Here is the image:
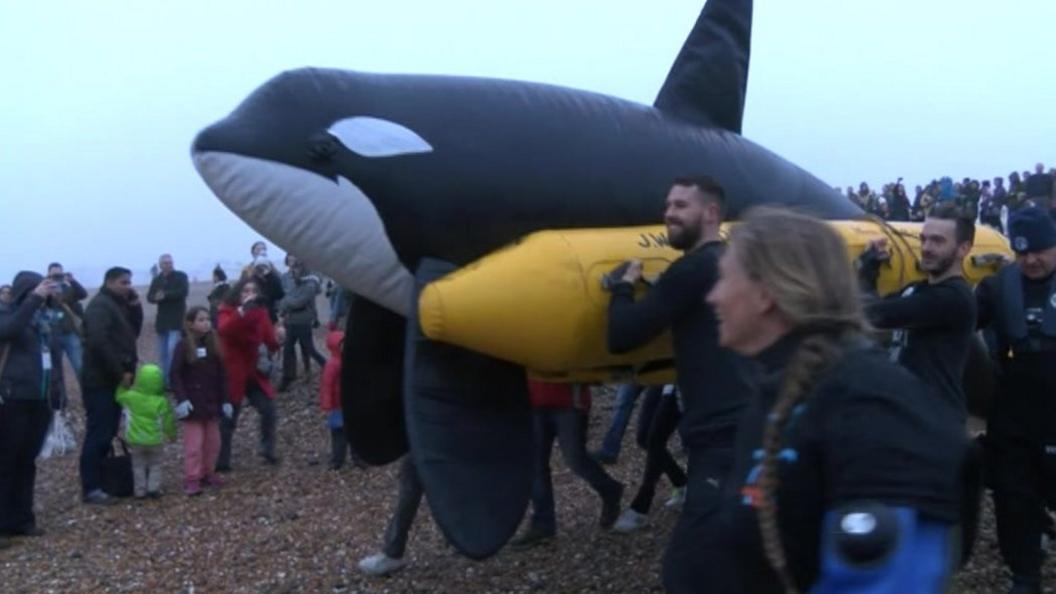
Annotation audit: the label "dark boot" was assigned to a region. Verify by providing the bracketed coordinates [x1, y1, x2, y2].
[1008, 576, 1042, 594]
[330, 429, 347, 470]
[600, 483, 624, 529]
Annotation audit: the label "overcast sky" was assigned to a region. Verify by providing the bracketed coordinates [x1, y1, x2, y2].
[1, 0, 1053, 286]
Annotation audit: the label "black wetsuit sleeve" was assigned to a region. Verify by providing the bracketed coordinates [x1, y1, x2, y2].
[864, 283, 974, 330]
[975, 277, 997, 330]
[607, 260, 707, 354]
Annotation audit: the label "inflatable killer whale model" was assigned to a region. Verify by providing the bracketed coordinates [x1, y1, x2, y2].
[193, 0, 987, 559]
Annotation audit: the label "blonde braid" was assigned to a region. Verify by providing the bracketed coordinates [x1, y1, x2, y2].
[755, 332, 846, 594]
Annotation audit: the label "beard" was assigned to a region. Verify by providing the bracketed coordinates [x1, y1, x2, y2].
[921, 250, 958, 277]
[667, 222, 702, 251]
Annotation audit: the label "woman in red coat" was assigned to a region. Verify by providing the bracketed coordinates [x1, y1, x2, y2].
[215, 277, 284, 471]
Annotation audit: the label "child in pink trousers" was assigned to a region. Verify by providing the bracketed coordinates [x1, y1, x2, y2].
[171, 306, 233, 495]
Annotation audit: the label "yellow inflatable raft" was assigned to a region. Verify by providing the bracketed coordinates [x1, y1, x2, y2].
[417, 220, 1011, 384]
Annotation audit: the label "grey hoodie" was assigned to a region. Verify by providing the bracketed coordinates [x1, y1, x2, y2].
[280, 273, 321, 326]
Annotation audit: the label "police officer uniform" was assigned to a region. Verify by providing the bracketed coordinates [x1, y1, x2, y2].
[977, 207, 1056, 594]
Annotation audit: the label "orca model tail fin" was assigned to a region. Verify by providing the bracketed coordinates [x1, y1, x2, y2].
[654, 0, 752, 133]
[404, 259, 533, 559]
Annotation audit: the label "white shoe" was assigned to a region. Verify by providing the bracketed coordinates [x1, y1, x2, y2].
[358, 552, 407, 576]
[665, 486, 687, 509]
[613, 509, 648, 533]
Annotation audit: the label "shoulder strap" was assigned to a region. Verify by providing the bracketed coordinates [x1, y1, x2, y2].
[58, 301, 80, 320]
[1043, 274, 1056, 338]
[999, 265, 1028, 342]
[0, 343, 10, 379]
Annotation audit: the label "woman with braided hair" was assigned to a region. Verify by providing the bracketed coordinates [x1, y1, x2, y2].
[680, 207, 969, 593]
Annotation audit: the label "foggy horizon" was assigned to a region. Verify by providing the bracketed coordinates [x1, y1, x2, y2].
[2, 0, 1053, 286]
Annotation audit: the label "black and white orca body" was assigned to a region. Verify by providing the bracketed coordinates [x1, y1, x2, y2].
[192, 0, 861, 559]
[193, 70, 853, 311]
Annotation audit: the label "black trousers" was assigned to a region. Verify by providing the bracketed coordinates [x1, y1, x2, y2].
[217, 380, 277, 469]
[630, 387, 686, 514]
[79, 385, 122, 495]
[382, 455, 424, 559]
[990, 427, 1056, 580]
[662, 429, 737, 594]
[281, 323, 326, 381]
[528, 407, 622, 533]
[0, 399, 51, 533]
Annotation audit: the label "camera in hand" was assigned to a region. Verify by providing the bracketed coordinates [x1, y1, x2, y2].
[49, 274, 69, 294]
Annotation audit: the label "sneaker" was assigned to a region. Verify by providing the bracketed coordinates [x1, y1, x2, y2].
[358, 552, 407, 576]
[509, 525, 555, 550]
[599, 484, 624, 529]
[590, 450, 617, 466]
[202, 474, 224, 488]
[665, 486, 687, 509]
[260, 452, 280, 465]
[184, 481, 202, 496]
[613, 509, 648, 533]
[82, 489, 116, 506]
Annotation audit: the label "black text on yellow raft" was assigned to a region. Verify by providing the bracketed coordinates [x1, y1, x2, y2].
[417, 220, 1011, 384]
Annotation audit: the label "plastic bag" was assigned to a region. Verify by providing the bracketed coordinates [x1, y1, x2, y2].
[38, 410, 77, 459]
[256, 343, 276, 378]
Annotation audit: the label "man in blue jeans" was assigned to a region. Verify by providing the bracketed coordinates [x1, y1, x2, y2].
[591, 382, 642, 464]
[80, 267, 142, 504]
[45, 263, 87, 385]
[146, 254, 188, 390]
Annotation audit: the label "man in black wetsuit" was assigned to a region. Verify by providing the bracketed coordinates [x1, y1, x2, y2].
[604, 175, 751, 587]
[857, 202, 977, 414]
[977, 207, 1056, 594]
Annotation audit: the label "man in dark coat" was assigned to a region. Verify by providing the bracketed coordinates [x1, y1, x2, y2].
[977, 208, 1056, 594]
[80, 267, 142, 504]
[146, 254, 188, 390]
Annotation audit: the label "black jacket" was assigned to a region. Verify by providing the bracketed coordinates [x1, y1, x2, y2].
[147, 271, 189, 333]
[862, 276, 976, 414]
[82, 288, 143, 389]
[608, 242, 750, 444]
[54, 278, 87, 335]
[0, 272, 48, 402]
[255, 271, 285, 323]
[691, 332, 965, 593]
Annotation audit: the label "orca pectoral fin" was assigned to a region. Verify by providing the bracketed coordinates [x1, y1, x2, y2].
[341, 294, 408, 465]
[405, 258, 533, 560]
[654, 0, 752, 133]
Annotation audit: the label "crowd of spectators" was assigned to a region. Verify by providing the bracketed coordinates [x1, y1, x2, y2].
[842, 162, 1055, 232]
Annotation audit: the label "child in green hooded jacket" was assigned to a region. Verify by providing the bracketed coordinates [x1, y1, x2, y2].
[115, 364, 176, 498]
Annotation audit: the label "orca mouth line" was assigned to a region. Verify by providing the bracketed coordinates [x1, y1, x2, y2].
[192, 150, 415, 317]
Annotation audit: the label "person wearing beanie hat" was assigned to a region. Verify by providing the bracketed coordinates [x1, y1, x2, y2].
[977, 206, 1056, 594]
[241, 255, 284, 323]
[0, 271, 62, 546]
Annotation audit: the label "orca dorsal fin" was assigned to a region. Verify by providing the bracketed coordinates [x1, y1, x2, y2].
[653, 0, 753, 133]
